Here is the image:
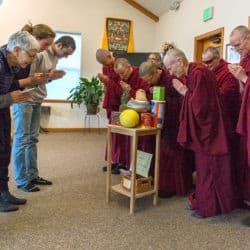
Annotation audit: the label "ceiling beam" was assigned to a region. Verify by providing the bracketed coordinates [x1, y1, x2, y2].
[123, 0, 159, 22]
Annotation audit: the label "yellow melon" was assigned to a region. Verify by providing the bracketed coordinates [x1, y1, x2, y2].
[120, 109, 140, 128]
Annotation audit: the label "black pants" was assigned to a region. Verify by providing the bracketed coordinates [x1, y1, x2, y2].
[0, 108, 10, 191]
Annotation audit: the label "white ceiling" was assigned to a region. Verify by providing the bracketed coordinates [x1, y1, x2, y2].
[133, 0, 183, 17]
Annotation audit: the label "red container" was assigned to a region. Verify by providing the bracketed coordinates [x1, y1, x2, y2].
[140, 112, 152, 128]
[111, 111, 121, 125]
[150, 100, 165, 128]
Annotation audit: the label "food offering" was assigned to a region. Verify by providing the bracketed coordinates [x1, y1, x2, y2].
[126, 89, 150, 113]
[119, 109, 140, 128]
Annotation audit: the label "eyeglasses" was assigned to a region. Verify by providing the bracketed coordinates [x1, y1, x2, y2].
[24, 50, 37, 60]
[202, 58, 214, 65]
[231, 35, 249, 50]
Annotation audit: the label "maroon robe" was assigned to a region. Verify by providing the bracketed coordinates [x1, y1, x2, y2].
[155, 69, 193, 196]
[102, 62, 120, 121]
[213, 59, 240, 133]
[178, 63, 236, 217]
[111, 67, 150, 168]
[102, 62, 122, 165]
[237, 54, 250, 201]
[213, 59, 241, 203]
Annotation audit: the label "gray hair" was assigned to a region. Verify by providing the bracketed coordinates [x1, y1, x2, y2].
[7, 30, 39, 52]
[164, 48, 188, 65]
[202, 47, 220, 59]
[139, 61, 157, 77]
[230, 25, 250, 39]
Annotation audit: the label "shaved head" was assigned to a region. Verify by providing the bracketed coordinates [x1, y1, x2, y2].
[96, 48, 113, 65]
[230, 25, 250, 40]
[230, 25, 250, 56]
[114, 58, 131, 71]
[139, 61, 157, 77]
[114, 58, 132, 80]
[202, 47, 220, 70]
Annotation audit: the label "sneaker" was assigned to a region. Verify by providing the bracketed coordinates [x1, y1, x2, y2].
[31, 176, 52, 185]
[1, 190, 26, 205]
[18, 183, 40, 192]
[0, 200, 19, 212]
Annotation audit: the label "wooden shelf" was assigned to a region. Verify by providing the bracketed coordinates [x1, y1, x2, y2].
[106, 125, 161, 214]
[111, 184, 155, 198]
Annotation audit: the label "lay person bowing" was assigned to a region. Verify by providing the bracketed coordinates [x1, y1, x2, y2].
[12, 35, 75, 192]
[0, 30, 44, 212]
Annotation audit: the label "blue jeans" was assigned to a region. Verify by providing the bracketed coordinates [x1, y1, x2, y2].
[12, 103, 41, 187]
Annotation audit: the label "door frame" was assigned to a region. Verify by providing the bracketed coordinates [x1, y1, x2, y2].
[194, 27, 224, 63]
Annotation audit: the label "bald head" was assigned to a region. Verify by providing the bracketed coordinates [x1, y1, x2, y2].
[96, 48, 113, 66]
[230, 25, 250, 40]
[230, 25, 250, 56]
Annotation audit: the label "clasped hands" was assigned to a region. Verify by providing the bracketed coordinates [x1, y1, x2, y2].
[172, 79, 188, 96]
[97, 73, 109, 85]
[31, 69, 66, 85]
[120, 80, 131, 91]
[228, 64, 248, 83]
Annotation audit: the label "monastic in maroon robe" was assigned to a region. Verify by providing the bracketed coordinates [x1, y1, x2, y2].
[213, 59, 241, 204]
[178, 63, 236, 217]
[111, 67, 150, 168]
[213, 59, 240, 133]
[102, 63, 120, 121]
[155, 69, 193, 196]
[101, 62, 123, 165]
[237, 54, 250, 201]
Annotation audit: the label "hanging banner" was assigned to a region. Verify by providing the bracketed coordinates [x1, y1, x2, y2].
[101, 17, 134, 52]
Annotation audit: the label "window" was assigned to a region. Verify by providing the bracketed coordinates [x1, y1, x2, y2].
[45, 31, 82, 100]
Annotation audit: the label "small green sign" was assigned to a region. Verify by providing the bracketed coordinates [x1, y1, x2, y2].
[203, 7, 213, 21]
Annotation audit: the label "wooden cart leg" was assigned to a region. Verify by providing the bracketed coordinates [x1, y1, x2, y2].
[130, 133, 138, 214]
[106, 127, 112, 203]
[153, 129, 160, 206]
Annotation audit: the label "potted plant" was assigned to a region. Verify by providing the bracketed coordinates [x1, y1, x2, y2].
[67, 76, 103, 114]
